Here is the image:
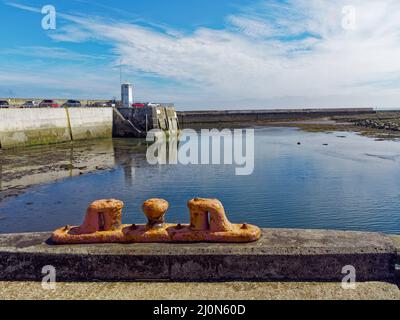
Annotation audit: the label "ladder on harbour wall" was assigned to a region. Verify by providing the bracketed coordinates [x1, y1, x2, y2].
[113, 105, 180, 138]
[112, 108, 143, 138]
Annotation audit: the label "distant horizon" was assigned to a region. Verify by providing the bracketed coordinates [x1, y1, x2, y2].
[1, 0, 400, 109]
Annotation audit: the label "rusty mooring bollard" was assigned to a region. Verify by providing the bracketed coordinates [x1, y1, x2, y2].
[51, 198, 261, 244]
[142, 198, 169, 229]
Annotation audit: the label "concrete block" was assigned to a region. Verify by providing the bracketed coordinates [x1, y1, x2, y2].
[390, 235, 400, 279]
[0, 229, 396, 282]
[0, 108, 113, 148]
[0, 109, 71, 148]
[68, 108, 112, 141]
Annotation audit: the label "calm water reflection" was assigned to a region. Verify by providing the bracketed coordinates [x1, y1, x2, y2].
[0, 127, 399, 234]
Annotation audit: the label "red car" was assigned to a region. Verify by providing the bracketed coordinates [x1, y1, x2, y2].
[39, 100, 60, 108]
[132, 103, 146, 108]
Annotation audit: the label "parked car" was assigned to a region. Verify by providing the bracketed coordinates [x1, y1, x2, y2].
[106, 100, 117, 107]
[92, 101, 108, 107]
[132, 103, 146, 108]
[0, 100, 9, 108]
[62, 100, 81, 108]
[22, 100, 39, 108]
[39, 100, 60, 108]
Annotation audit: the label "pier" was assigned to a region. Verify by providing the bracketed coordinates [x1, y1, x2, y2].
[0, 106, 378, 148]
[178, 108, 376, 125]
[0, 229, 398, 282]
[0, 105, 180, 148]
[0, 107, 112, 148]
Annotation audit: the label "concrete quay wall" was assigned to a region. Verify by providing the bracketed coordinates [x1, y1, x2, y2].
[0, 108, 113, 148]
[115, 106, 179, 138]
[178, 108, 376, 125]
[0, 229, 397, 282]
[68, 108, 112, 141]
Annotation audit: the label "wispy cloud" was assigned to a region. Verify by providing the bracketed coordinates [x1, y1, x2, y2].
[4, 1, 41, 13]
[0, 46, 110, 61]
[4, 0, 400, 109]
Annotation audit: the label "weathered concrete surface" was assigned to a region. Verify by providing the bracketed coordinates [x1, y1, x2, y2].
[68, 108, 112, 141]
[0, 109, 71, 148]
[391, 235, 400, 254]
[390, 235, 400, 279]
[178, 108, 376, 125]
[112, 108, 142, 137]
[0, 281, 398, 300]
[0, 229, 396, 282]
[0, 108, 113, 149]
[115, 106, 179, 138]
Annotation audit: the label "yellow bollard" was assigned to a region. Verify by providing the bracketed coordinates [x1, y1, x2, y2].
[51, 198, 261, 244]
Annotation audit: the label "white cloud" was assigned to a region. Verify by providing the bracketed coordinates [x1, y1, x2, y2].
[4, 1, 41, 13]
[0, 46, 110, 61]
[5, 0, 400, 109]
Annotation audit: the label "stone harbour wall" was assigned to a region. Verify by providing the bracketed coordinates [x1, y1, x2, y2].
[177, 108, 376, 125]
[0, 108, 113, 149]
[115, 106, 179, 138]
[68, 108, 113, 141]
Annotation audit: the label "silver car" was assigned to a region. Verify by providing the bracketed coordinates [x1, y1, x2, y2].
[22, 100, 39, 108]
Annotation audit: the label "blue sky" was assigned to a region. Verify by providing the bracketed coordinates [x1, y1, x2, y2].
[1, 0, 400, 110]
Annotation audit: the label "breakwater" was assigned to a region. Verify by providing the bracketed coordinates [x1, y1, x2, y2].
[178, 108, 376, 125]
[0, 108, 113, 148]
[0, 107, 378, 148]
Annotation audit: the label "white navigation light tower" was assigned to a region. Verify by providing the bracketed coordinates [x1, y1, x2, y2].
[121, 83, 133, 107]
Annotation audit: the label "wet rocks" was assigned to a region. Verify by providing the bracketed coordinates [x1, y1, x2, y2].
[354, 119, 400, 131]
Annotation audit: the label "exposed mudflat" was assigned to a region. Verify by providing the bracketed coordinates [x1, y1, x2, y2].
[0, 139, 147, 201]
[184, 111, 400, 140]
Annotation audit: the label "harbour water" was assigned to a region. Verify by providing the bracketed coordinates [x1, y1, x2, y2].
[0, 127, 399, 234]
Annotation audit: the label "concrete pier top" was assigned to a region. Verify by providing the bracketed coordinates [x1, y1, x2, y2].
[0, 228, 395, 255]
[0, 229, 397, 282]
